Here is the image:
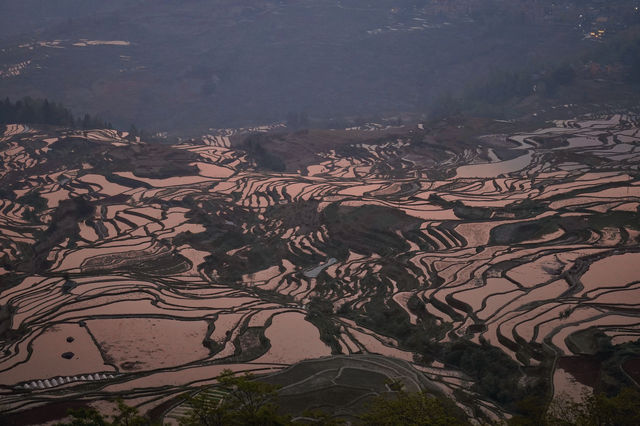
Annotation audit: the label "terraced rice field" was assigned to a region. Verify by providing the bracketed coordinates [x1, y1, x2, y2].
[0, 114, 639, 421]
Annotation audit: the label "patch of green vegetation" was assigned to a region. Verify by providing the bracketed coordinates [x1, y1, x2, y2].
[314, 271, 348, 299]
[0, 187, 15, 202]
[305, 297, 342, 354]
[0, 96, 109, 129]
[539, 387, 640, 426]
[264, 200, 322, 233]
[506, 198, 549, 219]
[51, 365, 640, 425]
[0, 304, 28, 346]
[180, 369, 289, 426]
[430, 63, 577, 120]
[17, 190, 48, 220]
[378, 261, 420, 292]
[46, 137, 100, 169]
[341, 286, 548, 411]
[599, 340, 640, 396]
[322, 204, 421, 256]
[452, 204, 493, 220]
[190, 201, 266, 266]
[341, 292, 448, 356]
[360, 389, 469, 426]
[22, 197, 95, 273]
[241, 134, 286, 172]
[490, 218, 559, 245]
[105, 173, 152, 189]
[212, 241, 310, 283]
[430, 26, 640, 123]
[176, 200, 302, 282]
[0, 272, 22, 288]
[566, 328, 613, 356]
[230, 326, 270, 362]
[55, 398, 158, 426]
[488, 204, 636, 246]
[587, 211, 640, 232]
[430, 195, 546, 221]
[567, 328, 640, 395]
[441, 339, 547, 409]
[251, 286, 297, 310]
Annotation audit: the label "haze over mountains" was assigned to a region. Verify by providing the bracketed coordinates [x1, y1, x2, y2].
[0, 0, 596, 133]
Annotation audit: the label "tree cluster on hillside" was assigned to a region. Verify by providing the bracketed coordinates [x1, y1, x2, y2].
[429, 26, 640, 121]
[0, 97, 111, 129]
[359, 389, 468, 426]
[511, 387, 640, 426]
[240, 133, 286, 172]
[430, 62, 578, 120]
[545, 387, 640, 426]
[180, 370, 288, 426]
[53, 399, 157, 426]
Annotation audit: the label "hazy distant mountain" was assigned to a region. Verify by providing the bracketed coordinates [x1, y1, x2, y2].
[0, 0, 587, 132]
[0, 0, 143, 38]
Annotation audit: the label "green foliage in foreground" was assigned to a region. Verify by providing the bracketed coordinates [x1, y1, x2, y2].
[510, 387, 640, 426]
[358, 390, 469, 426]
[55, 399, 159, 426]
[54, 370, 640, 426]
[179, 369, 289, 426]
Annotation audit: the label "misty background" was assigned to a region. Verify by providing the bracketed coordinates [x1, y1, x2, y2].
[0, 0, 638, 134]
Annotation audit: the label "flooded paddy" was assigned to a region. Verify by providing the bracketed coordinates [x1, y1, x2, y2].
[455, 151, 533, 178]
[1, 114, 639, 419]
[0, 323, 113, 385]
[581, 252, 640, 296]
[255, 311, 332, 364]
[86, 318, 210, 371]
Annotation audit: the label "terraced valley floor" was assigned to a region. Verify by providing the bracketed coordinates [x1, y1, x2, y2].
[0, 114, 639, 423]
